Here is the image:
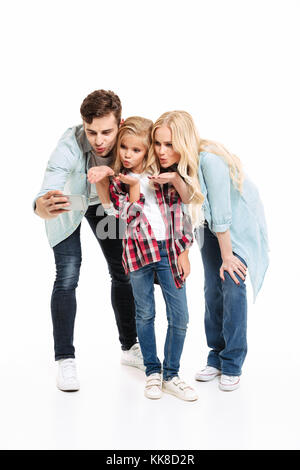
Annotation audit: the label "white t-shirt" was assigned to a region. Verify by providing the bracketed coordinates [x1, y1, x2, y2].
[128, 171, 166, 241]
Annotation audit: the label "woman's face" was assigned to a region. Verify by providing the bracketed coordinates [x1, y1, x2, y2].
[119, 135, 147, 173]
[154, 126, 180, 169]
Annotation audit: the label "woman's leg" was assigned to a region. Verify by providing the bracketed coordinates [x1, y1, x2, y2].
[221, 253, 247, 376]
[198, 225, 224, 370]
[155, 243, 189, 381]
[129, 264, 161, 376]
[199, 225, 248, 375]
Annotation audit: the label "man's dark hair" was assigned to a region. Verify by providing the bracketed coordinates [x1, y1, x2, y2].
[80, 89, 122, 125]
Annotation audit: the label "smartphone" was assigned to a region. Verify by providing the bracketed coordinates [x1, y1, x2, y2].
[60, 194, 88, 212]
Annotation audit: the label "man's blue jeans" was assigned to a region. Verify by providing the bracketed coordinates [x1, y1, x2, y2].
[197, 224, 248, 376]
[129, 241, 189, 381]
[51, 203, 137, 360]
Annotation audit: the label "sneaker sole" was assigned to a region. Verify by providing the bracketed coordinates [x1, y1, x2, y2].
[162, 387, 198, 402]
[121, 360, 146, 371]
[144, 391, 162, 400]
[219, 379, 240, 392]
[57, 385, 80, 392]
[195, 373, 221, 382]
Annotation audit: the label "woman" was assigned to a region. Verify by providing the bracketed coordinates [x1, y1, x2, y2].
[194, 138, 269, 391]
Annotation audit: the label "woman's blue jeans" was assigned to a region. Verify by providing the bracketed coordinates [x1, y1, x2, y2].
[129, 241, 189, 381]
[197, 224, 248, 376]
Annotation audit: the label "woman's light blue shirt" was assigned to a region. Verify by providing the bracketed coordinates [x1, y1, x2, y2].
[197, 151, 269, 302]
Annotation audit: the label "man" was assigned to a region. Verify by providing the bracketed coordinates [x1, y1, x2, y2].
[34, 90, 144, 392]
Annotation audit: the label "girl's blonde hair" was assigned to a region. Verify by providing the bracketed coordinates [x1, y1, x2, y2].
[113, 116, 153, 174]
[147, 111, 204, 226]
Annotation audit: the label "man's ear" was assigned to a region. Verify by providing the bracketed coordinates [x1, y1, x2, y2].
[119, 118, 124, 127]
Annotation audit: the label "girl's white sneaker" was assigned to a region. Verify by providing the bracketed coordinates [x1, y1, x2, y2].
[162, 377, 198, 401]
[195, 366, 221, 382]
[144, 373, 162, 399]
[219, 374, 240, 391]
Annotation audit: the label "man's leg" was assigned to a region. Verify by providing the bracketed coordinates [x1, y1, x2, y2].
[51, 224, 82, 360]
[84, 204, 137, 350]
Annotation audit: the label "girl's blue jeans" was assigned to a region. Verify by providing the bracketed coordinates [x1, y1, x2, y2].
[129, 241, 189, 381]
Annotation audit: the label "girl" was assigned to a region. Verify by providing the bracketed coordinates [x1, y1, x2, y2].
[165, 113, 269, 392]
[88, 116, 203, 401]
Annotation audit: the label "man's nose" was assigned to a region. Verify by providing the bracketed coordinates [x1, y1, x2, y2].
[95, 134, 104, 145]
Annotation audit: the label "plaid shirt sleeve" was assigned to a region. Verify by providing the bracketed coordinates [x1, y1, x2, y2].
[109, 177, 145, 224]
[174, 210, 194, 255]
[168, 186, 194, 255]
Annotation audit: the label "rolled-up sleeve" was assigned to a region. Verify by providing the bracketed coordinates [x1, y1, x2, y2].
[33, 142, 77, 210]
[109, 178, 145, 223]
[201, 153, 232, 233]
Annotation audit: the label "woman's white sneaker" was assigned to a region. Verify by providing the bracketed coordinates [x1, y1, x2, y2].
[219, 374, 240, 391]
[195, 366, 221, 382]
[144, 373, 162, 399]
[121, 343, 146, 371]
[162, 377, 198, 401]
[57, 358, 80, 392]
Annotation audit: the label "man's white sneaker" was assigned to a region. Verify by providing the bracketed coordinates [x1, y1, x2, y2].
[195, 365, 221, 382]
[162, 377, 198, 402]
[144, 373, 162, 399]
[121, 343, 145, 371]
[219, 374, 240, 391]
[56, 358, 80, 392]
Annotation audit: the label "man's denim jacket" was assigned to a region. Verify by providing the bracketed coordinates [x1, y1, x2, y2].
[34, 125, 93, 248]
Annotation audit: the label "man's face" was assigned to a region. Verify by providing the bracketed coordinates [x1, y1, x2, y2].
[83, 113, 119, 157]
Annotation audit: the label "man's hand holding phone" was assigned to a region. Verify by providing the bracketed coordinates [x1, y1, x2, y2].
[35, 190, 70, 219]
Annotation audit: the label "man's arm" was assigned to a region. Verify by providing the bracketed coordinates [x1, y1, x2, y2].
[35, 190, 70, 219]
[34, 130, 79, 219]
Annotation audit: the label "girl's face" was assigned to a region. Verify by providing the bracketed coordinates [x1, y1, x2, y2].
[119, 135, 147, 173]
[154, 126, 180, 169]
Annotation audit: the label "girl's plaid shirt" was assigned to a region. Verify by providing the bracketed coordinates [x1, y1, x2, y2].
[108, 175, 193, 289]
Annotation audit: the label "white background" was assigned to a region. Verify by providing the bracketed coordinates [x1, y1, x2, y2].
[1, 0, 299, 450]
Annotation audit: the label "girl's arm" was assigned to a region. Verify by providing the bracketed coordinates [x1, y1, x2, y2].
[216, 230, 247, 284]
[149, 173, 191, 203]
[177, 249, 191, 281]
[117, 174, 141, 203]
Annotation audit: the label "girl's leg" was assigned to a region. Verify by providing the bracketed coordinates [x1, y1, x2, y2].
[155, 243, 189, 381]
[129, 264, 161, 376]
[198, 225, 224, 370]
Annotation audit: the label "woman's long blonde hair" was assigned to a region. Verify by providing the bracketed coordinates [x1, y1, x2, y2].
[147, 111, 244, 226]
[113, 116, 153, 174]
[199, 139, 244, 192]
[147, 111, 204, 226]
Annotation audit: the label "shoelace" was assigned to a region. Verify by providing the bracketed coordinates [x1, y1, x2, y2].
[131, 345, 143, 359]
[221, 376, 239, 383]
[61, 360, 77, 380]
